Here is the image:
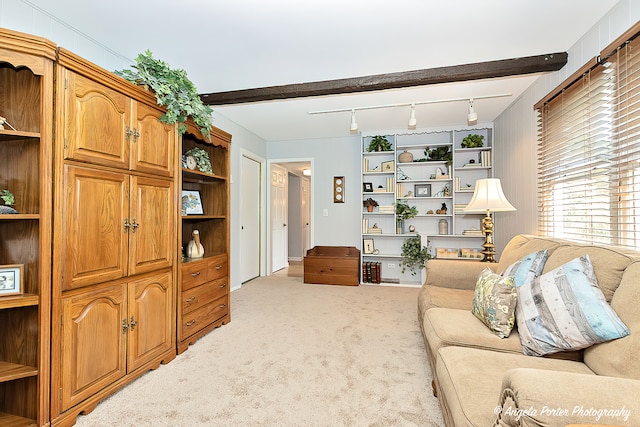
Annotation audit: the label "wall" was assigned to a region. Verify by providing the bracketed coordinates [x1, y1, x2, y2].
[493, 0, 640, 256]
[267, 136, 362, 248]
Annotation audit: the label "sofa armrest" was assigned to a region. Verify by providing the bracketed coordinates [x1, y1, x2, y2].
[495, 368, 640, 426]
[424, 259, 491, 290]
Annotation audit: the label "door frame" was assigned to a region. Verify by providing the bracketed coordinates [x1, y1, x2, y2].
[240, 149, 267, 279]
[266, 158, 314, 275]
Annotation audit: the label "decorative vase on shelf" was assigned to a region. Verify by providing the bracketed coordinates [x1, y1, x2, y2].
[186, 229, 205, 258]
[396, 220, 405, 234]
[398, 150, 414, 163]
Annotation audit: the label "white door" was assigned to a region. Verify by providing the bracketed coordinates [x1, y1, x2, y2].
[271, 164, 288, 272]
[241, 155, 261, 283]
[301, 176, 311, 254]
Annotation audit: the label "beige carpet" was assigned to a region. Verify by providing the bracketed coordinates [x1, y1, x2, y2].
[75, 271, 445, 426]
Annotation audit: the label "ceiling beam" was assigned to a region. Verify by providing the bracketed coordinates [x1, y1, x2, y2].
[200, 52, 567, 106]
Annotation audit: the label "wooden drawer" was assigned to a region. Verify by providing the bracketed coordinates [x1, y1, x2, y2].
[182, 277, 228, 315]
[207, 254, 228, 282]
[303, 246, 360, 286]
[181, 295, 229, 338]
[182, 258, 209, 291]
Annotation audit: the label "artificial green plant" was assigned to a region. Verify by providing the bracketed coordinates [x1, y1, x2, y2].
[399, 234, 431, 275]
[115, 50, 213, 138]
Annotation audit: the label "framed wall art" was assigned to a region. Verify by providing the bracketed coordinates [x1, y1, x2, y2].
[181, 190, 204, 215]
[414, 184, 432, 197]
[363, 239, 375, 254]
[0, 264, 23, 296]
[334, 176, 345, 203]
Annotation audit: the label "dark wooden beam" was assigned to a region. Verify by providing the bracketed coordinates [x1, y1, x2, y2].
[200, 52, 567, 106]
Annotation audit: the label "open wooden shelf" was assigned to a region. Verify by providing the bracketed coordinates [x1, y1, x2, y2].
[0, 361, 38, 382]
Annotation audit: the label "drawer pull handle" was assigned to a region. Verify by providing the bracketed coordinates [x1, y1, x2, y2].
[219, 304, 227, 308]
[191, 271, 201, 277]
[186, 320, 196, 326]
[219, 283, 227, 288]
[215, 265, 222, 270]
[185, 296, 196, 303]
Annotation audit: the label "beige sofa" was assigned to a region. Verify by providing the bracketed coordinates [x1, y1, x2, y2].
[418, 234, 640, 426]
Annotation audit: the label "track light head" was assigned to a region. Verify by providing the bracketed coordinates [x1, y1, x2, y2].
[350, 110, 358, 133]
[408, 104, 417, 130]
[467, 98, 478, 126]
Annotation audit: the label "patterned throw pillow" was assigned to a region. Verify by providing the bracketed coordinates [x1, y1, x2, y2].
[516, 255, 630, 356]
[471, 268, 517, 338]
[501, 249, 549, 287]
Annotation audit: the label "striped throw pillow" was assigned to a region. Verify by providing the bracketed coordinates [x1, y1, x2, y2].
[516, 254, 629, 356]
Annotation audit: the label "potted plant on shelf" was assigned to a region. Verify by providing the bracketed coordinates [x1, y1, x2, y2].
[425, 146, 452, 168]
[0, 189, 17, 214]
[363, 198, 379, 212]
[115, 50, 213, 138]
[400, 233, 431, 276]
[395, 202, 418, 233]
[461, 134, 484, 148]
[367, 135, 392, 152]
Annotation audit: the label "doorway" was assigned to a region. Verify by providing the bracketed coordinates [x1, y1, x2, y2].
[270, 160, 313, 273]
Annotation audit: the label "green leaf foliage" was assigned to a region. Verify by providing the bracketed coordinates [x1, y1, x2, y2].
[115, 50, 213, 138]
[400, 234, 431, 275]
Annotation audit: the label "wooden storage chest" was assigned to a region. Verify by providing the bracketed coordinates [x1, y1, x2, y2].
[303, 246, 360, 286]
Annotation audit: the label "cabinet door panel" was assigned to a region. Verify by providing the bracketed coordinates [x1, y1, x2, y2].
[128, 271, 173, 371]
[128, 176, 174, 276]
[61, 283, 127, 411]
[63, 70, 130, 169]
[63, 165, 129, 290]
[131, 102, 175, 177]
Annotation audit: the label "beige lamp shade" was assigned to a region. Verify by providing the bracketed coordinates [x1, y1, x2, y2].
[464, 178, 516, 213]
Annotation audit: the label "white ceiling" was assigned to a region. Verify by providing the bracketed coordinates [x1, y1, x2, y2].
[25, 0, 619, 141]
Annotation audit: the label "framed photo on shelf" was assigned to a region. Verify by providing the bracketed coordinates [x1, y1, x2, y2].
[0, 264, 23, 296]
[381, 160, 395, 172]
[181, 190, 204, 215]
[363, 239, 375, 254]
[414, 184, 432, 197]
[363, 182, 374, 192]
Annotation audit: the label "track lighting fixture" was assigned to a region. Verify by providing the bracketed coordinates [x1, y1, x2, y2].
[408, 104, 417, 130]
[309, 93, 511, 132]
[467, 98, 478, 126]
[350, 110, 358, 134]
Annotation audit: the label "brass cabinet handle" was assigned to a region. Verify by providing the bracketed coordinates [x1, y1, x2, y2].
[219, 283, 227, 288]
[219, 304, 226, 309]
[124, 218, 131, 233]
[191, 271, 201, 277]
[129, 316, 137, 331]
[132, 128, 140, 143]
[130, 218, 139, 233]
[122, 318, 129, 334]
[186, 320, 196, 327]
[185, 296, 196, 303]
[125, 126, 133, 141]
[215, 265, 222, 270]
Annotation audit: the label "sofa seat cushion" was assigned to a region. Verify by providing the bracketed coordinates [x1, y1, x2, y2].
[435, 346, 595, 427]
[423, 308, 524, 359]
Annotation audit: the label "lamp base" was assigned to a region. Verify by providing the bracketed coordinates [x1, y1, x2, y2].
[480, 210, 497, 263]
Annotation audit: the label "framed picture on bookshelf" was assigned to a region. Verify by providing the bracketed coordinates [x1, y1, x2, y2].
[363, 239, 375, 254]
[363, 182, 373, 192]
[181, 190, 204, 215]
[414, 184, 432, 197]
[0, 264, 23, 296]
[381, 160, 395, 172]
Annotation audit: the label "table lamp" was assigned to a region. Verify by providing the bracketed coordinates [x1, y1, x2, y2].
[463, 178, 516, 262]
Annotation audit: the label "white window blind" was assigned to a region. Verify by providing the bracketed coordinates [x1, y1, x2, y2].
[538, 29, 640, 249]
[538, 64, 613, 244]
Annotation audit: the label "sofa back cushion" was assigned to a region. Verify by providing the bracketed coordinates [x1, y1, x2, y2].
[543, 245, 638, 302]
[584, 261, 640, 379]
[497, 235, 566, 273]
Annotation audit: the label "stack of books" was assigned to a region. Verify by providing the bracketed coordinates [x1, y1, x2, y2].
[362, 261, 381, 283]
[378, 205, 394, 214]
[367, 227, 383, 234]
[462, 229, 484, 236]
